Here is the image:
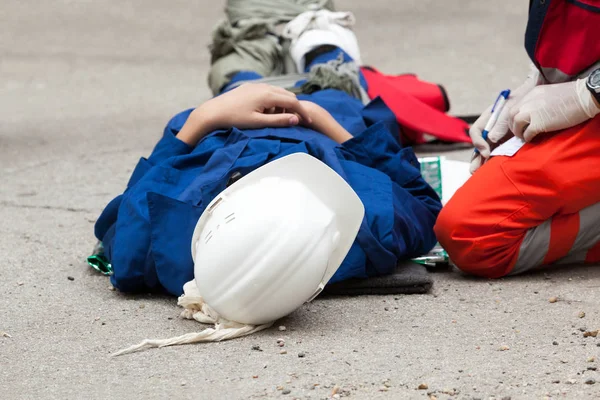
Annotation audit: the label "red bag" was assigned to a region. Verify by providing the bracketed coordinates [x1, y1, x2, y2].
[361, 66, 471, 145]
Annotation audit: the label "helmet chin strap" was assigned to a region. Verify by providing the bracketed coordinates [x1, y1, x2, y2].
[112, 281, 273, 357]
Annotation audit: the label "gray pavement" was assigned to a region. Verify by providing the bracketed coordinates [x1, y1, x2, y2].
[1, 1, 599, 399]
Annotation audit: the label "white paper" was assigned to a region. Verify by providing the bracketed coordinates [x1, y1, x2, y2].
[490, 136, 526, 157]
[441, 159, 471, 205]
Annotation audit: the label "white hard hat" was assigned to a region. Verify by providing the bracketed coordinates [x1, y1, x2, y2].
[191, 153, 364, 325]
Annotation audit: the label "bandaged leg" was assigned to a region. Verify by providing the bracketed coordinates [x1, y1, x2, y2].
[283, 9, 362, 73]
[223, 46, 368, 102]
[208, 19, 283, 95]
[435, 116, 600, 277]
[208, 0, 336, 94]
[300, 48, 369, 102]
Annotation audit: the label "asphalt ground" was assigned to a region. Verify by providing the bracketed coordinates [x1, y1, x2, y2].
[2, 1, 599, 399]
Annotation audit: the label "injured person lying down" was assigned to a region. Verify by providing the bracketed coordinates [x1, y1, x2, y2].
[92, 2, 445, 352]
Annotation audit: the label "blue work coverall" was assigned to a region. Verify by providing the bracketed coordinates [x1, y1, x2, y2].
[94, 87, 442, 296]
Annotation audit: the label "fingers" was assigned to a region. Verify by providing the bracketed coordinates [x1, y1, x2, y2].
[469, 153, 484, 174]
[508, 86, 545, 139]
[251, 112, 300, 127]
[247, 84, 311, 123]
[522, 123, 540, 142]
[487, 106, 511, 143]
[469, 108, 490, 134]
[522, 113, 545, 142]
[270, 86, 297, 99]
[469, 124, 491, 158]
[469, 106, 493, 157]
[508, 97, 543, 142]
[264, 92, 313, 124]
[509, 109, 530, 139]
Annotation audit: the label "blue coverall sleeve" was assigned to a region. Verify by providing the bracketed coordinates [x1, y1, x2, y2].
[336, 121, 442, 278]
[146, 109, 194, 165]
[94, 109, 194, 241]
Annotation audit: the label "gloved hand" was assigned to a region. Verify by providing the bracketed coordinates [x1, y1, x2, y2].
[508, 77, 600, 142]
[470, 64, 544, 173]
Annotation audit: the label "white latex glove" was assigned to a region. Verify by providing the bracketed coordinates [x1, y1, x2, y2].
[470, 64, 544, 173]
[508, 78, 600, 142]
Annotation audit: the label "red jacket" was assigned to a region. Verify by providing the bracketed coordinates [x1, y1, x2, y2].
[526, 0, 600, 83]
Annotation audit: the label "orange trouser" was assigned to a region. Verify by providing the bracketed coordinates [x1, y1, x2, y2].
[435, 116, 600, 278]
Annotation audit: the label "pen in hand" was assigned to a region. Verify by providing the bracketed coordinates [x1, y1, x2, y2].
[474, 89, 511, 154]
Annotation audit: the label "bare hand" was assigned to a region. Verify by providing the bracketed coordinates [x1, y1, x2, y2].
[177, 83, 313, 145]
[297, 100, 353, 143]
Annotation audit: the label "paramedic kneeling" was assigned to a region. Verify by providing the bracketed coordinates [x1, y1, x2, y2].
[435, 0, 600, 278]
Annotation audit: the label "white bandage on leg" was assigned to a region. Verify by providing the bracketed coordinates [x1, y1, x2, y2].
[283, 10, 362, 73]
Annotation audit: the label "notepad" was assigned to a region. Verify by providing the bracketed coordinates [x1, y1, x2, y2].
[490, 136, 526, 157]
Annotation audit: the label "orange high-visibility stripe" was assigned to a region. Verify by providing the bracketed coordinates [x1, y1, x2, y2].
[543, 213, 580, 265]
[585, 241, 600, 263]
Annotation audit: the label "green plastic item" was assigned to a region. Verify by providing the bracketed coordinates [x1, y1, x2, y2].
[418, 156, 443, 200]
[414, 157, 449, 268]
[412, 245, 449, 268]
[86, 242, 113, 275]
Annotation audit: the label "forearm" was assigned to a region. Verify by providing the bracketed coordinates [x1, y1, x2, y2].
[299, 100, 353, 143]
[176, 105, 215, 146]
[176, 94, 356, 147]
[314, 115, 353, 144]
